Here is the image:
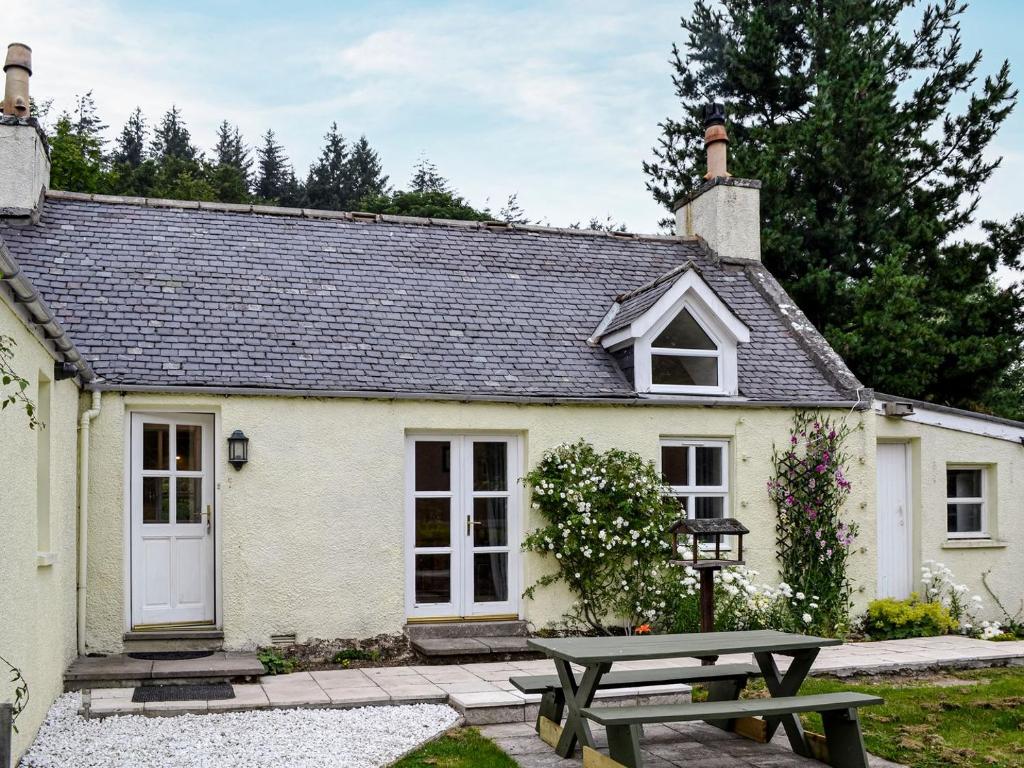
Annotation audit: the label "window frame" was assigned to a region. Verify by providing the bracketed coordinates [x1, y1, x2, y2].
[660, 439, 731, 548]
[945, 465, 988, 539]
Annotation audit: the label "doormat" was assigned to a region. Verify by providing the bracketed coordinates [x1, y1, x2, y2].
[132, 683, 235, 702]
[127, 650, 214, 661]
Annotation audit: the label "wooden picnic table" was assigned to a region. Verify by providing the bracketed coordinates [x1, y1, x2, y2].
[527, 629, 843, 761]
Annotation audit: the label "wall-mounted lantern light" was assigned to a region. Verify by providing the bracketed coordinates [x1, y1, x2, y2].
[227, 429, 249, 470]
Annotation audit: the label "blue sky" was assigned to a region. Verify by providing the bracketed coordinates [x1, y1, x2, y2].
[1, 0, 1021, 239]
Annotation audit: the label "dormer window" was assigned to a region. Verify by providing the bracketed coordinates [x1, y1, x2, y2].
[592, 264, 749, 397]
[650, 308, 720, 388]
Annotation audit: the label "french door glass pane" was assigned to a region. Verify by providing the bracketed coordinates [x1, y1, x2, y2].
[473, 498, 508, 546]
[695, 447, 723, 486]
[176, 425, 203, 471]
[473, 553, 508, 602]
[415, 441, 451, 492]
[694, 496, 724, 519]
[661, 446, 688, 486]
[652, 354, 718, 386]
[176, 477, 202, 524]
[415, 554, 451, 603]
[415, 498, 451, 547]
[473, 442, 507, 491]
[143, 424, 169, 470]
[142, 477, 170, 523]
[947, 469, 981, 498]
[947, 503, 982, 533]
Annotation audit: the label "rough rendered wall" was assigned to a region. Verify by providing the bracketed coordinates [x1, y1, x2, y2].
[876, 416, 1023, 619]
[0, 300, 79, 760]
[84, 392, 875, 653]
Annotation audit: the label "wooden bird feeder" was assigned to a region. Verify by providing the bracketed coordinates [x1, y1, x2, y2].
[668, 517, 750, 634]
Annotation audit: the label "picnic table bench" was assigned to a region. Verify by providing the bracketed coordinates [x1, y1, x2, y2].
[525, 630, 882, 768]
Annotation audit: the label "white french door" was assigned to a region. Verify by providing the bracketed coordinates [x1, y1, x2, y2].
[130, 413, 216, 628]
[406, 435, 521, 619]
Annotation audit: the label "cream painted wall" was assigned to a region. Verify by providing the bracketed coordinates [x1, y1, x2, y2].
[876, 416, 1023, 620]
[0, 300, 79, 761]
[84, 392, 875, 652]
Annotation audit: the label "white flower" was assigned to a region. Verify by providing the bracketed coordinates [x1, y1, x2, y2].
[802, 613, 812, 624]
[796, 592, 805, 600]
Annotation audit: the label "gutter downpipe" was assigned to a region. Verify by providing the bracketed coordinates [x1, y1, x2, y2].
[77, 390, 101, 655]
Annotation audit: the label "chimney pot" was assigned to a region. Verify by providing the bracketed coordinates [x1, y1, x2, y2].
[3, 43, 33, 118]
[703, 101, 729, 179]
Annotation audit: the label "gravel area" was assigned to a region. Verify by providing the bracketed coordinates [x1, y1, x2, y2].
[22, 694, 462, 768]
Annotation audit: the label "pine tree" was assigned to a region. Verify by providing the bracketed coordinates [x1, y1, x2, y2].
[151, 105, 201, 162]
[645, 0, 1024, 415]
[498, 193, 530, 224]
[211, 121, 252, 203]
[347, 135, 389, 205]
[255, 129, 301, 205]
[409, 156, 451, 194]
[112, 108, 147, 168]
[71, 92, 107, 145]
[304, 123, 351, 210]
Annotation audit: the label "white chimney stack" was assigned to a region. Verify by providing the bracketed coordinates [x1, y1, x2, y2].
[1, 43, 50, 224]
[674, 102, 761, 262]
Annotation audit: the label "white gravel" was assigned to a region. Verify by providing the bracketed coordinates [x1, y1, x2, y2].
[22, 694, 462, 768]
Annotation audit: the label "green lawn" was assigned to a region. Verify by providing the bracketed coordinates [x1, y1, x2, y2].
[772, 668, 1024, 768]
[391, 727, 517, 768]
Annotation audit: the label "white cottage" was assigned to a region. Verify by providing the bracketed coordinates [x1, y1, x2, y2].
[1, 42, 1021, 758]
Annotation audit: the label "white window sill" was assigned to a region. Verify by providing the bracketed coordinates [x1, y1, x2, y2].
[36, 552, 57, 567]
[941, 539, 1007, 550]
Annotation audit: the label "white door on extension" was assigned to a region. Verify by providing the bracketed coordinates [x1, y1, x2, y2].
[876, 442, 913, 599]
[406, 436, 521, 619]
[130, 413, 216, 627]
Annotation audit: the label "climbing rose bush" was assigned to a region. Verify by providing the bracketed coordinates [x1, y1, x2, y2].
[768, 412, 858, 636]
[522, 441, 679, 634]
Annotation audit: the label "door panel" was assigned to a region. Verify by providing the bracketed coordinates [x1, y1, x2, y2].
[407, 436, 520, 619]
[876, 442, 912, 599]
[131, 413, 216, 627]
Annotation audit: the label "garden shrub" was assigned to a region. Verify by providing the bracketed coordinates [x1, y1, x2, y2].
[522, 440, 679, 634]
[257, 648, 296, 675]
[863, 596, 955, 639]
[769, 412, 858, 636]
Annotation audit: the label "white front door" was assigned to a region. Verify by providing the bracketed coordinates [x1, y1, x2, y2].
[876, 442, 913, 599]
[406, 436, 521, 619]
[130, 413, 216, 627]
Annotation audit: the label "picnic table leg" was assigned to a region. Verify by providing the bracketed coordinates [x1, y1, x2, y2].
[536, 688, 564, 732]
[703, 673, 748, 732]
[606, 723, 644, 768]
[553, 659, 609, 758]
[820, 708, 871, 768]
[753, 649, 818, 756]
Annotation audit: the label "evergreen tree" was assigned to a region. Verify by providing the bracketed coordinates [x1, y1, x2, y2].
[304, 123, 351, 210]
[409, 156, 451, 194]
[498, 193, 530, 224]
[211, 121, 252, 203]
[151, 105, 200, 162]
[48, 112, 105, 192]
[111, 108, 147, 168]
[346, 135, 389, 205]
[255, 129, 301, 205]
[645, 0, 1024, 415]
[359, 190, 490, 221]
[71, 92, 107, 145]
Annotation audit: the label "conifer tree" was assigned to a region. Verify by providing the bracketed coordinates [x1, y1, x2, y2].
[151, 105, 201, 162]
[346, 135, 389, 205]
[47, 93, 107, 192]
[211, 121, 252, 203]
[304, 123, 351, 210]
[255, 129, 301, 205]
[645, 0, 1024, 415]
[498, 193, 530, 224]
[409, 156, 451, 194]
[111, 108, 147, 168]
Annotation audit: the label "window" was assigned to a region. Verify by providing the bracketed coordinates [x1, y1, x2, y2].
[661, 440, 729, 545]
[650, 309, 720, 388]
[946, 467, 987, 538]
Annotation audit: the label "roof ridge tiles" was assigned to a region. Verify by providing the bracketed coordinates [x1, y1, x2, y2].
[43, 189, 697, 243]
[615, 259, 700, 302]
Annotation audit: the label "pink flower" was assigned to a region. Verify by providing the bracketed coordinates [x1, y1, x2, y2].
[785, 494, 795, 507]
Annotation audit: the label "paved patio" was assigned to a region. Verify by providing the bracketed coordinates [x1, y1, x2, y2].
[81, 635, 1024, 722]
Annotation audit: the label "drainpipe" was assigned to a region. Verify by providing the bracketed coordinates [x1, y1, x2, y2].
[77, 390, 101, 656]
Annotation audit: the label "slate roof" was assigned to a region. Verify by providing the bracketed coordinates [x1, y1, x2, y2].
[0, 193, 861, 402]
[603, 261, 698, 335]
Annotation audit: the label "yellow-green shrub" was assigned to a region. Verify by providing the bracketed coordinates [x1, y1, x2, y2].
[863, 595, 955, 640]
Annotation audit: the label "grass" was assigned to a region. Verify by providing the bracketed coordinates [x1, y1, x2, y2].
[738, 667, 1024, 768]
[391, 727, 518, 768]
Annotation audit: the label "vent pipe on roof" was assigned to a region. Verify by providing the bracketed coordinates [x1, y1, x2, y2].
[1, 42, 50, 224]
[672, 102, 761, 263]
[2, 43, 32, 118]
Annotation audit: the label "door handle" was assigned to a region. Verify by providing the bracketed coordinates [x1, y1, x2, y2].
[466, 515, 482, 536]
[203, 504, 213, 535]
